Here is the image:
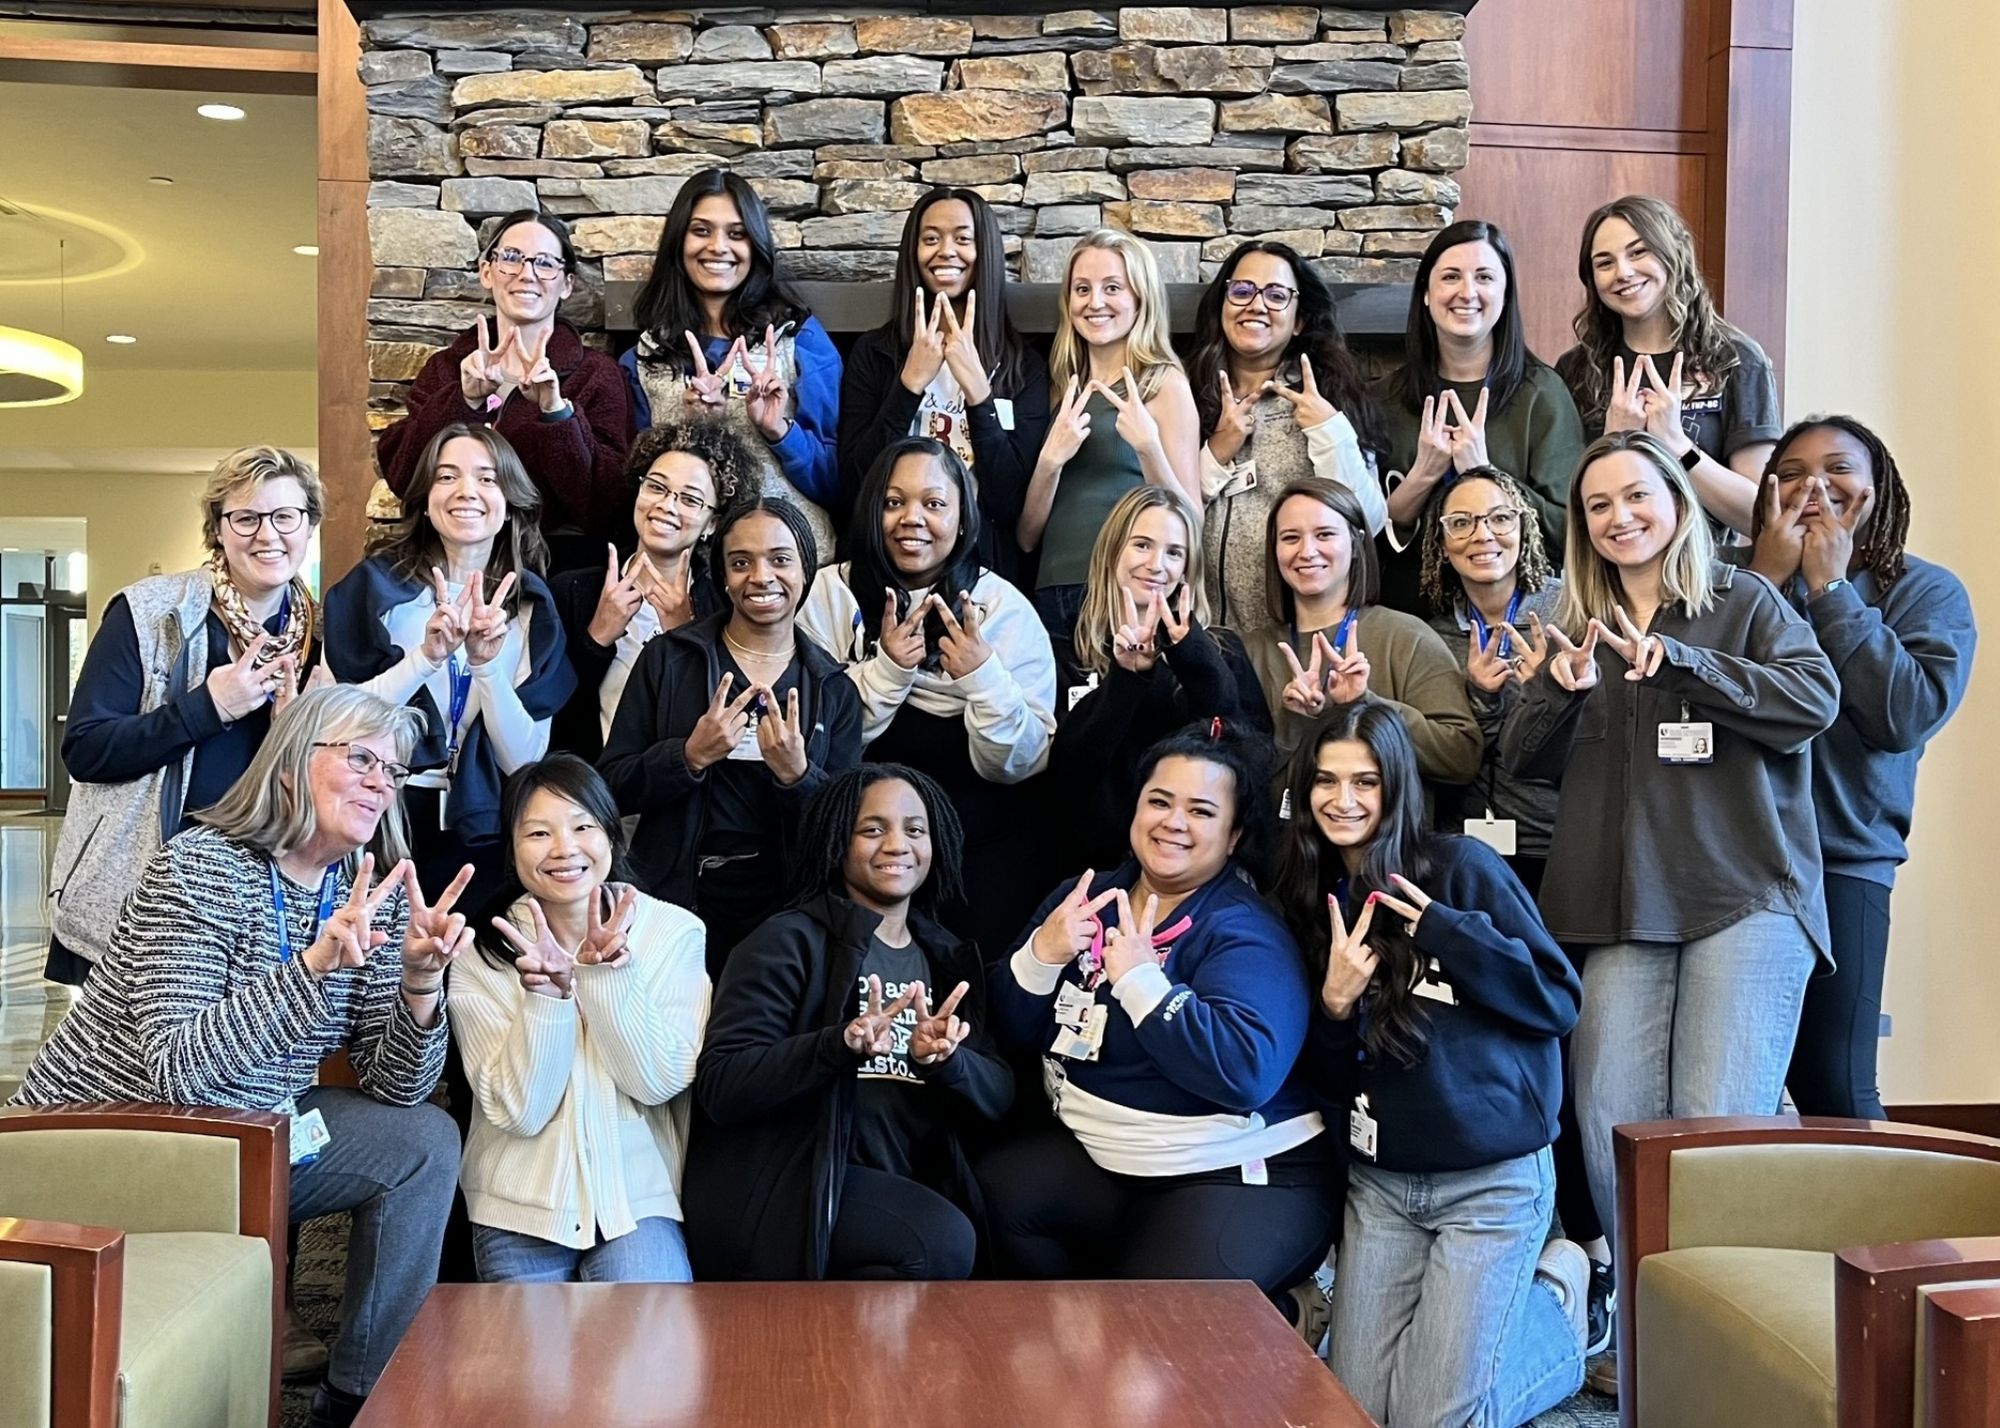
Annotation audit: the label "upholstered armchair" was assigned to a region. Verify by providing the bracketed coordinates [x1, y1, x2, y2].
[0, 1104, 287, 1428]
[1615, 1114, 2000, 1428]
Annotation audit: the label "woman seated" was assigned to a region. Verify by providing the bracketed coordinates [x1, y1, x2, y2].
[12, 686, 471, 1428]
[1240, 477, 1481, 789]
[549, 420, 749, 759]
[1276, 699, 1587, 1428]
[599, 495, 863, 973]
[797, 435, 1057, 954]
[452, 755, 709, 1283]
[683, 764, 1012, 1280]
[978, 723, 1338, 1296]
[1050, 483, 1271, 870]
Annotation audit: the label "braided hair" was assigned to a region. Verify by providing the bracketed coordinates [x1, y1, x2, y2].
[1752, 415, 1911, 588]
[1416, 467, 1554, 615]
[790, 763, 966, 915]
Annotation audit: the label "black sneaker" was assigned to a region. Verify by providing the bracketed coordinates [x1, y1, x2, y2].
[1585, 1259, 1616, 1357]
[304, 1381, 366, 1428]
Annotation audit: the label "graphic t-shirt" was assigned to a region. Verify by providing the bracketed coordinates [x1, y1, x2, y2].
[913, 370, 976, 469]
[850, 932, 934, 1178]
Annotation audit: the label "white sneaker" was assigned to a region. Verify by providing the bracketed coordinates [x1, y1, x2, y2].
[1535, 1236, 1592, 1354]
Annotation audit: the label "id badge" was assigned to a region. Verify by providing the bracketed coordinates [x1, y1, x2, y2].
[1067, 672, 1099, 711]
[290, 1107, 331, 1167]
[1462, 812, 1517, 855]
[725, 719, 765, 762]
[993, 397, 1016, 431]
[1658, 721, 1714, 765]
[1241, 1157, 1268, 1187]
[1348, 1094, 1378, 1160]
[437, 779, 451, 832]
[1054, 981, 1095, 1029]
[1049, 1005, 1106, 1061]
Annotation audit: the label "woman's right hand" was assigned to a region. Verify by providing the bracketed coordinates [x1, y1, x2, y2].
[1037, 378, 1092, 471]
[879, 593, 934, 671]
[1112, 587, 1161, 674]
[1406, 394, 1455, 487]
[1208, 369, 1259, 466]
[301, 854, 408, 980]
[845, 974, 919, 1056]
[488, 898, 576, 1000]
[683, 674, 760, 772]
[588, 544, 646, 647]
[900, 290, 947, 395]
[421, 568, 471, 665]
[459, 320, 505, 408]
[1030, 870, 1120, 967]
[1543, 622, 1602, 692]
[1320, 892, 1380, 1020]
[1748, 473, 1812, 588]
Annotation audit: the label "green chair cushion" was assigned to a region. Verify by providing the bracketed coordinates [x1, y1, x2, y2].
[0, 1258, 53, 1428]
[117, 1232, 272, 1428]
[1636, 1246, 1835, 1428]
[0, 1129, 242, 1235]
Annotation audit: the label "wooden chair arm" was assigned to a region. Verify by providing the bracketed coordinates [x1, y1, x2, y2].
[0, 1218, 124, 1428]
[1614, 1116, 2000, 1424]
[1925, 1282, 2000, 1428]
[0, 1103, 289, 1427]
[1835, 1238, 2000, 1428]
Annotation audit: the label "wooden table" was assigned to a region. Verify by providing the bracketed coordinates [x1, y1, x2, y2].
[356, 1280, 1378, 1427]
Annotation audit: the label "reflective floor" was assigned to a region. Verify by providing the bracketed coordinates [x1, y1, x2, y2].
[0, 817, 73, 1102]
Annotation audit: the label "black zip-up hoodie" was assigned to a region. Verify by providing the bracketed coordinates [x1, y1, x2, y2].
[597, 611, 862, 909]
[682, 891, 1014, 1280]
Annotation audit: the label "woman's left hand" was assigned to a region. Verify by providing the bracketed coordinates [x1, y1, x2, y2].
[1592, 604, 1665, 682]
[1324, 626, 1371, 704]
[1266, 354, 1339, 430]
[910, 981, 971, 1065]
[1637, 353, 1695, 459]
[520, 328, 564, 414]
[754, 686, 811, 786]
[403, 862, 476, 986]
[1373, 875, 1432, 934]
[1090, 367, 1162, 454]
[937, 291, 992, 407]
[1113, 586, 1161, 674]
[935, 593, 994, 680]
[1443, 387, 1491, 472]
[462, 572, 518, 668]
[745, 325, 793, 443]
[1099, 889, 1160, 985]
[575, 884, 640, 970]
[1801, 484, 1873, 593]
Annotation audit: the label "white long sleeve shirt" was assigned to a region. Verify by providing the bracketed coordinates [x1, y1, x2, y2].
[450, 890, 711, 1250]
[796, 563, 1057, 784]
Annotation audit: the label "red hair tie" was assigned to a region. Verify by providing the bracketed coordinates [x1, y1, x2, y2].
[1209, 716, 1223, 740]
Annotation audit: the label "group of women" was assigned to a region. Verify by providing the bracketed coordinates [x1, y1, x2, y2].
[16, 172, 1975, 1428]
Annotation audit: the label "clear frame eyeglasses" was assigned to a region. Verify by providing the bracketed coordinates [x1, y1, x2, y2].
[313, 743, 413, 789]
[489, 247, 566, 281]
[1439, 509, 1523, 540]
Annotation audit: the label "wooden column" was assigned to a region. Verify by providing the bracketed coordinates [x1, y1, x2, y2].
[1705, 0, 1793, 389]
[316, 0, 371, 581]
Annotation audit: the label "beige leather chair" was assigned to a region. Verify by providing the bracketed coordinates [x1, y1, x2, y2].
[1615, 1115, 2000, 1428]
[0, 1104, 286, 1428]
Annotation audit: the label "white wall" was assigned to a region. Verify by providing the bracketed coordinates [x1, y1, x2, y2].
[1789, 0, 2000, 1103]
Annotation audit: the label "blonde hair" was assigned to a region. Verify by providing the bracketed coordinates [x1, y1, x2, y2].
[200, 447, 325, 554]
[197, 685, 425, 870]
[1048, 229, 1184, 402]
[1557, 431, 1718, 631]
[1076, 485, 1210, 677]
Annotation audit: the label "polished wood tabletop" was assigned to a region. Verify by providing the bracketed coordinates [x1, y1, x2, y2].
[356, 1280, 1378, 1427]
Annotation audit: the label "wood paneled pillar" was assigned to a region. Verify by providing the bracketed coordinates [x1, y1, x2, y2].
[316, 0, 370, 581]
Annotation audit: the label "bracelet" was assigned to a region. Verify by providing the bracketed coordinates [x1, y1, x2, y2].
[401, 980, 442, 998]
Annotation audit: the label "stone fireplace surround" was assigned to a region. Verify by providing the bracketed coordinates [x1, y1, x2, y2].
[359, 4, 1475, 428]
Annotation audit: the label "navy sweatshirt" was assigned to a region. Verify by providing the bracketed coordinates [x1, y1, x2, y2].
[1310, 836, 1580, 1175]
[990, 860, 1323, 1176]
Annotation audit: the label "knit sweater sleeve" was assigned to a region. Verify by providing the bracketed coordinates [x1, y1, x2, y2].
[375, 342, 476, 499]
[1370, 615, 1484, 784]
[571, 898, 711, 1107]
[487, 348, 633, 538]
[448, 934, 579, 1137]
[1809, 563, 1976, 755]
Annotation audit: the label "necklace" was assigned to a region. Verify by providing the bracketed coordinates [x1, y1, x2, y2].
[723, 628, 791, 663]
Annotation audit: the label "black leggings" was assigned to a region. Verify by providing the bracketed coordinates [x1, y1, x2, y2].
[828, 1165, 978, 1281]
[976, 1127, 1340, 1297]
[1787, 873, 1893, 1119]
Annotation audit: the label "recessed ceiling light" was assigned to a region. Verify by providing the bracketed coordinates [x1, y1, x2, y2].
[292, 245, 320, 257]
[147, 175, 175, 186]
[105, 334, 138, 345]
[197, 103, 246, 121]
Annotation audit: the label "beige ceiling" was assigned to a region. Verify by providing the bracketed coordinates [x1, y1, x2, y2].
[0, 78, 317, 371]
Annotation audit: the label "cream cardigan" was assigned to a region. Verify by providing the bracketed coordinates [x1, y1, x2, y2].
[451, 889, 710, 1250]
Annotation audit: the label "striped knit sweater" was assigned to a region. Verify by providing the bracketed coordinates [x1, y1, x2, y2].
[12, 826, 447, 1113]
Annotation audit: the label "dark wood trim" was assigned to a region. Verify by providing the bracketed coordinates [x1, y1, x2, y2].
[0, 32, 314, 93]
[0, 1103, 291, 1428]
[318, 0, 372, 583]
[1468, 123, 1709, 155]
[1839, 1239, 2000, 1428]
[1707, 0, 1793, 389]
[1616, 1116, 2000, 1428]
[1926, 1286, 2000, 1428]
[0, 1218, 124, 1428]
[1890, 1104, 2000, 1142]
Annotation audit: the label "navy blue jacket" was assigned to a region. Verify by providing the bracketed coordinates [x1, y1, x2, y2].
[1311, 836, 1580, 1174]
[321, 556, 575, 843]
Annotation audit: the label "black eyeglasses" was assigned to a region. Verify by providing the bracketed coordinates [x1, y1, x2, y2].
[488, 247, 566, 281]
[222, 506, 310, 537]
[638, 477, 712, 515]
[314, 743, 412, 789]
[1224, 280, 1298, 310]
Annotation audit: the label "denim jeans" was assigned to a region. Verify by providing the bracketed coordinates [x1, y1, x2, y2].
[290, 1087, 461, 1396]
[471, 1216, 694, 1284]
[1572, 906, 1814, 1249]
[1330, 1148, 1582, 1428]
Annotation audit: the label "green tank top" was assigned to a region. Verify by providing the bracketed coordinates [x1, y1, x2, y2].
[1037, 382, 1148, 588]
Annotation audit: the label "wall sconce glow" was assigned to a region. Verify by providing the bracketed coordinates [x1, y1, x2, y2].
[0, 326, 85, 407]
[105, 334, 138, 345]
[292, 245, 320, 256]
[197, 103, 246, 121]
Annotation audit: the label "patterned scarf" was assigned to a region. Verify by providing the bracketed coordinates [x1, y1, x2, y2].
[206, 550, 315, 665]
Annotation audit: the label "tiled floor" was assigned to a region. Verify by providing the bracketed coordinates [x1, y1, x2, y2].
[0, 817, 71, 1103]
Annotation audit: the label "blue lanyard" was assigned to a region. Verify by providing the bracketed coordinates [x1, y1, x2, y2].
[1470, 590, 1523, 661]
[1293, 609, 1358, 661]
[270, 862, 338, 965]
[444, 655, 472, 769]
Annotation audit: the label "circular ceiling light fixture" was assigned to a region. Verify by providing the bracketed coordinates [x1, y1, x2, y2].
[147, 175, 174, 186]
[197, 103, 246, 121]
[0, 325, 85, 407]
[105, 334, 137, 344]
[292, 244, 319, 256]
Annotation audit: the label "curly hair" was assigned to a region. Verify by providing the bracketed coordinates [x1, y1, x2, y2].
[624, 418, 760, 510]
[789, 763, 966, 915]
[1750, 415, 1911, 589]
[1416, 467, 1554, 615]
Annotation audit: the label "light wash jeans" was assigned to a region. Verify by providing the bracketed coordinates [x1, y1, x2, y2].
[1330, 1148, 1583, 1428]
[472, 1216, 693, 1284]
[1572, 907, 1814, 1249]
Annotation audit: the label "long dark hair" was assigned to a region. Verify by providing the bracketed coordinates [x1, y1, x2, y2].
[844, 436, 987, 669]
[1391, 219, 1535, 415]
[886, 188, 1030, 394]
[632, 169, 808, 364]
[1188, 240, 1387, 462]
[1263, 477, 1379, 627]
[476, 754, 637, 969]
[367, 423, 547, 609]
[1752, 415, 1912, 589]
[1131, 720, 1275, 878]
[1272, 700, 1440, 1067]
[708, 494, 821, 608]
[790, 763, 966, 915]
